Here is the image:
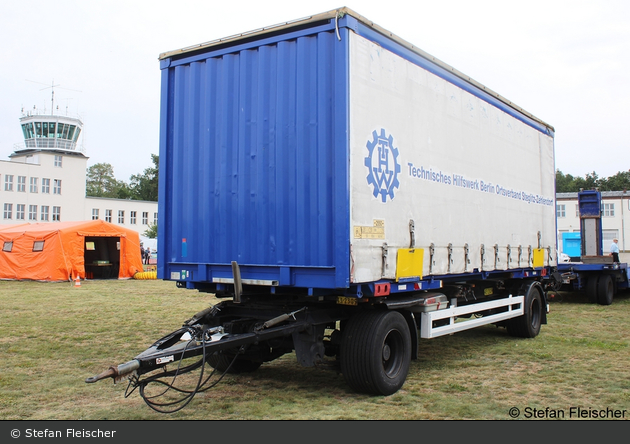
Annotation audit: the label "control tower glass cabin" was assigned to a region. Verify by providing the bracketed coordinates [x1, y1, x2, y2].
[16, 114, 84, 154]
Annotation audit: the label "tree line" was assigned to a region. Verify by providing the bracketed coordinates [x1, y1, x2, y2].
[556, 170, 630, 193]
[86, 154, 158, 201]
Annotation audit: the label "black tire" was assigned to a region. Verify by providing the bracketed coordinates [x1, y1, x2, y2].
[507, 282, 544, 338]
[207, 352, 263, 374]
[586, 275, 599, 303]
[596, 274, 614, 306]
[340, 310, 411, 396]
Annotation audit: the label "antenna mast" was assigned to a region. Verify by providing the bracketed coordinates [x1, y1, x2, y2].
[40, 80, 60, 115]
[51, 80, 55, 114]
[25, 79, 82, 115]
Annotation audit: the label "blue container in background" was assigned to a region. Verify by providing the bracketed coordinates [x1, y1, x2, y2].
[562, 232, 581, 259]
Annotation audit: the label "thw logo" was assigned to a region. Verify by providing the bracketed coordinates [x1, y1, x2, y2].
[364, 129, 401, 202]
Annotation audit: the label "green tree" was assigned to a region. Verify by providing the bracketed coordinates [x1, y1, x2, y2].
[129, 154, 159, 201]
[556, 169, 630, 192]
[114, 182, 134, 199]
[86, 163, 129, 198]
[555, 170, 578, 193]
[600, 170, 630, 191]
[576, 171, 600, 191]
[143, 223, 158, 239]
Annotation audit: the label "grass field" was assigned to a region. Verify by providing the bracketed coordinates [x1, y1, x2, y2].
[0, 278, 628, 420]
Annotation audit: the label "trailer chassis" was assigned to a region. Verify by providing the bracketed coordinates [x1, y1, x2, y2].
[87, 264, 551, 412]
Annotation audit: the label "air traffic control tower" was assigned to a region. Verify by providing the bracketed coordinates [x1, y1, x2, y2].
[14, 111, 85, 157]
[1, 88, 90, 224]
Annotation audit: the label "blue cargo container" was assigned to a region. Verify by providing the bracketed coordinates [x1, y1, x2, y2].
[562, 232, 581, 259]
[88, 8, 561, 409]
[156, 7, 555, 295]
[157, 15, 349, 289]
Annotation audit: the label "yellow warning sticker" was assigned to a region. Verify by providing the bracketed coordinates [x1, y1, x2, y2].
[353, 220, 385, 239]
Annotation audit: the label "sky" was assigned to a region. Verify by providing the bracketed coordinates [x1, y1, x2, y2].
[1, 0, 628, 181]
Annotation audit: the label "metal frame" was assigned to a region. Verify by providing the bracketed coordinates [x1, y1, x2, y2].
[420, 295, 524, 339]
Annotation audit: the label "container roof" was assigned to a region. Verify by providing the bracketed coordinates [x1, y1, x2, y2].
[158, 6, 554, 134]
[158, 7, 348, 61]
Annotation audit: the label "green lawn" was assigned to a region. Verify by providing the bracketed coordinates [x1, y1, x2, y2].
[0, 279, 628, 420]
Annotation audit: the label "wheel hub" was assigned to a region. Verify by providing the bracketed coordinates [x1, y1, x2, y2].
[382, 343, 391, 361]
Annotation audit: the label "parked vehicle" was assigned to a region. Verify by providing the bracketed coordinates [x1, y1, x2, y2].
[88, 7, 564, 411]
[556, 189, 629, 305]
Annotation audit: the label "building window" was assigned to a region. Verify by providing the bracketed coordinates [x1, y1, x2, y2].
[142, 211, 148, 225]
[53, 179, 62, 195]
[30, 177, 38, 193]
[42, 178, 50, 193]
[3, 203, 12, 220]
[17, 176, 26, 192]
[54, 155, 63, 167]
[556, 204, 566, 218]
[602, 203, 615, 217]
[105, 209, 112, 223]
[118, 210, 125, 224]
[153, 212, 158, 225]
[25, 154, 39, 164]
[29, 205, 37, 221]
[4, 175, 13, 191]
[41, 206, 49, 221]
[16, 204, 25, 220]
[52, 206, 61, 222]
[130, 211, 137, 224]
[575, 204, 579, 218]
[92, 209, 100, 220]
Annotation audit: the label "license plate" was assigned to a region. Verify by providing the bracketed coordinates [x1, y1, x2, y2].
[337, 296, 358, 306]
[156, 355, 174, 365]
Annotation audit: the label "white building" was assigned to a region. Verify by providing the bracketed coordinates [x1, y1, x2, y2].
[556, 191, 630, 257]
[1, 111, 158, 237]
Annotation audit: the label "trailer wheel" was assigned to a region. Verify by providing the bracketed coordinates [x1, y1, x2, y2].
[208, 352, 262, 374]
[340, 310, 411, 396]
[596, 275, 614, 306]
[586, 275, 599, 303]
[507, 282, 543, 338]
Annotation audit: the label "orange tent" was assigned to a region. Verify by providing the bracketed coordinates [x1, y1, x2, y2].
[0, 220, 144, 282]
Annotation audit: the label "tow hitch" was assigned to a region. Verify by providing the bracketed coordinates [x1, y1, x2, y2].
[86, 305, 308, 413]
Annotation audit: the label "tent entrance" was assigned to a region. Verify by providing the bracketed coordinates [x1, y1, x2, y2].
[84, 236, 121, 279]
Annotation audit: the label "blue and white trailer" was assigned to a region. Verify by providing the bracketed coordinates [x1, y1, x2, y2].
[88, 7, 558, 411]
[557, 189, 630, 305]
